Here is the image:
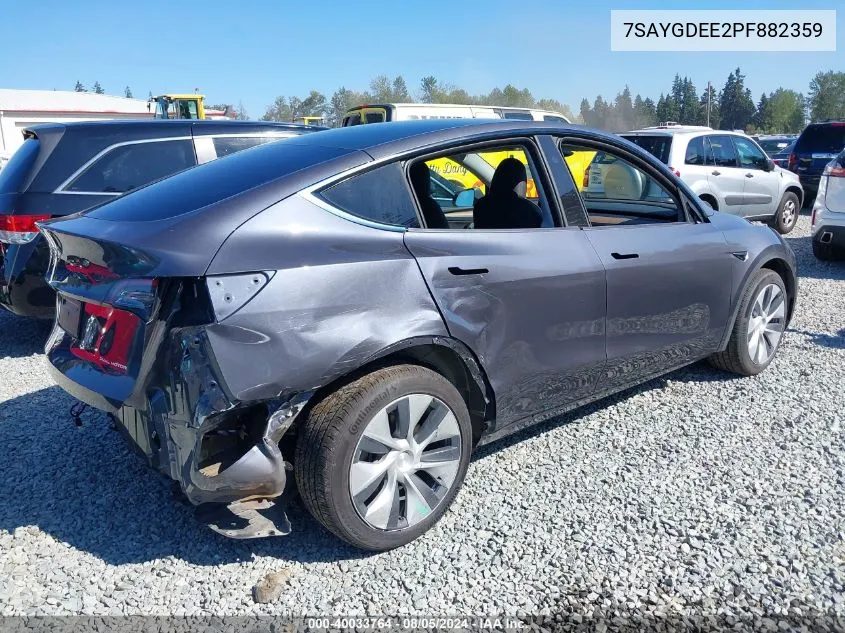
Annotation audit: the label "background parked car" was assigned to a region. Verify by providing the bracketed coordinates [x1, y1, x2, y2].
[39, 119, 796, 551]
[772, 139, 797, 169]
[810, 148, 845, 261]
[617, 126, 803, 234]
[0, 119, 323, 318]
[753, 134, 797, 157]
[789, 120, 845, 202]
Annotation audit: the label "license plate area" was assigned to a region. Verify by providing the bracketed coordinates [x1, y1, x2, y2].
[57, 295, 83, 338]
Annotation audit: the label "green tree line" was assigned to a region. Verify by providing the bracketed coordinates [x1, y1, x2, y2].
[258, 68, 845, 132]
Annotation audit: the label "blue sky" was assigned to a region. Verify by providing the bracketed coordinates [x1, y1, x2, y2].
[0, 0, 841, 117]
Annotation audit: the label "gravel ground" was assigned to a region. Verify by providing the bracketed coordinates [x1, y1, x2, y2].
[1, 214, 843, 623]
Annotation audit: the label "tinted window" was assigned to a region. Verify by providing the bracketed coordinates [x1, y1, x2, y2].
[67, 139, 195, 193]
[0, 138, 39, 193]
[503, 111, 533, 120]
[684, 137, 707, 165]
[543, 115, 567, 122]
[796, 124, 845, 154]
[733, 136, 769, 170]
[213, 136, 279, 158]
[621, 135, 672, 164]
[708, 136, 738, 168]
[86, 143, 357, 222]
[343, 112, 362, 127]
[319, 163, 418, 228]
[365, 111, 386, 124]
[758, 139, 791, 155]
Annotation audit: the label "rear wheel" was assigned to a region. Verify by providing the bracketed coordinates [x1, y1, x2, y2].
[709, 269, 787, 376]
[294, 364, 472, 550]
[770, 192, 799, 234]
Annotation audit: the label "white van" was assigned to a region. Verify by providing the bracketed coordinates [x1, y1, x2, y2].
[341, 103, 571, 126]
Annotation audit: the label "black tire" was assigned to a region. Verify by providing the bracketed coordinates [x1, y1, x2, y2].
[708, 268, 787, 376]
[770, 192, 800, 234]
[294, 364, 472, 551]
[812, 239, 838, 261]
[700, 196, 717, 211]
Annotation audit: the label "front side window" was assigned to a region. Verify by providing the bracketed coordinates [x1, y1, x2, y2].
[732, 136, 769, 170]
[66, 139, 196, 193]
[318, 163, 419, 228]
[562, 142, 681, 225]
[707, 135, 739, 168]
[213, 136, 279, 158]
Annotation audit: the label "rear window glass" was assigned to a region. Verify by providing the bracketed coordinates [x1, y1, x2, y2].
[213, 136, 279, 158]
[796, 124, 845, 154]
[66, 139, 195, 193]
[318, 163, 418, 228]
[0, 138, 39, 193]
[343, 113, 362, 127]
[85, 143, 357, 222]
[758, 139, 792, 154]
[621, 135, 672, 164]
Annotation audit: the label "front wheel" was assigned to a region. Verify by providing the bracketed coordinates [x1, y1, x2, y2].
[294, 364, 473, 550]
[709, 269, 787, 376]
[770, 192, 800, 234]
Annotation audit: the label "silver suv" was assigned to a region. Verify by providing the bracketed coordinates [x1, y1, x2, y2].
[603, 126, 804, 234]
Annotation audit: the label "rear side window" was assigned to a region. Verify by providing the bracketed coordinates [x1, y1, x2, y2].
[343, 112, 362, 126]
[365, 111, 386, 124]
[318, 163, 419, 228]
[621, 135, 672, 164]
[543, 115, 567, 122]
[708, 135, 738, 168]
[213, 136, 279, 158]
[796, 124, 845, 154]
[0, 138, 39, 193]
[684, 137, 708, 165]
[66, 139, 195, 193]
[503, 112, 533, 120]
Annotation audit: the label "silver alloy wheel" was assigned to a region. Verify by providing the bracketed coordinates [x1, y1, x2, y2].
[747, 283, 785, 365]
[781, 198, 797, 227]
[349, 394, 463, 531]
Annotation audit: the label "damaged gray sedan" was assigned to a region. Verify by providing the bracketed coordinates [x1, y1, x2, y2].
[38, 120, 797, 550]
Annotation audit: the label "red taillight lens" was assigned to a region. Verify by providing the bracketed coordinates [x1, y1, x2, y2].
[829, 166, 845, 178]
[787, 153, 797, 170]
[811, 207, 817, 226]
[583, 170, 590, 188]
[0, 214, 50, 244]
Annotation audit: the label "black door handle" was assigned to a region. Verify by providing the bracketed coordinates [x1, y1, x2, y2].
[448, 266, 489, 275]
[711, 170, 721, 176]
[745, 173, 754, 178]
[611, 252, 639, 260]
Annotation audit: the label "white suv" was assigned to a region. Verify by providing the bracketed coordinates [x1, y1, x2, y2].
[597, 126, 805, 234]
[810, 148, 845, 260]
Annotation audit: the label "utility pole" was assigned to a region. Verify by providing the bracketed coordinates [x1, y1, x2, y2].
[707, 81, 711, 127]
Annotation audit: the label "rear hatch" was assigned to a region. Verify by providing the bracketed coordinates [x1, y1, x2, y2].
[0, 136, 50, 250]
[793, 122, 845, 179]
[39, 139, 369, 411]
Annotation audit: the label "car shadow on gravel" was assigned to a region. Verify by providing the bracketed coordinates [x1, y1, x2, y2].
[0, 386, 371, 566]
[784, 234, 845, 281]
[789, 327, 845, 349]
[474, 360, 738, 459]
[0, 310, 52, 359]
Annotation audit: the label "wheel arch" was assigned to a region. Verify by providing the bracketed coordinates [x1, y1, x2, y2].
[718, 250, 797, 350]
[699, 193, 718, 210]
[300, 336, 495, 446]
[783, 185, 803, 209]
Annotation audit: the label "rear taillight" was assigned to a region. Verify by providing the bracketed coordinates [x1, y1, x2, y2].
[811, 207, 817, 226]
[583, 170, 590, 188]
[0, 214, 50, 245]
[829, 166, 845, 178]
[787, 153, 797, 170]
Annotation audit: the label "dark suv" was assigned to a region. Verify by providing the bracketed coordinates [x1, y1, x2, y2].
[789, 120, 845, 201]
[0, 120, 323, 318]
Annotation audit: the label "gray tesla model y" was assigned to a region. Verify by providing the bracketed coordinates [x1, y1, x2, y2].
[38, 120, 797, 550]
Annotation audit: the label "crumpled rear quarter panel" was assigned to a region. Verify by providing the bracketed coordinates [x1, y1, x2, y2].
[205, 196, 449, 401]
